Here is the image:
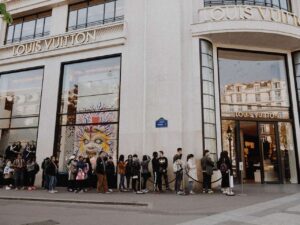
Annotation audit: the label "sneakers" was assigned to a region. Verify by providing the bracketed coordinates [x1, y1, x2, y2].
[207, 189, 214, 194]
[105, 191, 111, 194]
[190, 191, 195, 195]
[49, 190, 58, 193]
[108, 189, 113, 193]
[5, 186, 11, 190]
[28, 187, 32, 191]
[177, 191, 185, 195]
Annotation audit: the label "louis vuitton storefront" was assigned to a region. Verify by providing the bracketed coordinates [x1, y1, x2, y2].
[0, 0, 300, 186]
[195, 1, 300, 184]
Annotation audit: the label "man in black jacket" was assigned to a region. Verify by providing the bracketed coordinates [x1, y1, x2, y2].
[96, 151, 109, 193]
[158, 151, 170, 191]
[152, 152, 160, 192]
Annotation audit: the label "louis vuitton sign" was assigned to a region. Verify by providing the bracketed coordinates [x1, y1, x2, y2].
[198, 5, 300, 27]
[12, 29, 97, 56]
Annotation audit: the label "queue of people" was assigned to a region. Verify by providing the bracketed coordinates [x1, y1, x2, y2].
[0, 146, 234, 196]
[0, 141, 40, 191]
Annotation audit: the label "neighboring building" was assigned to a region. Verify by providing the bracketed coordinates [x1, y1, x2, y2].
[0, 0, 299, 185]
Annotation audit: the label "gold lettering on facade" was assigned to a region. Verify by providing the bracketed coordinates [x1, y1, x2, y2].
[200, 6, 300, 28]
[235, 112, 280, 119]
[12, 30, 98, 56]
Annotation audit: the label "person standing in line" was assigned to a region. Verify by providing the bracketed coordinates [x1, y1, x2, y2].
[131, 154, 141, 193]
[3, 159, 14, 190]
[201, 150, 215, 194]
[158, 151, 170, 191]
[26, 157, 37, 191]
[96, 151, 110, 194]
[75, 155, 85, 193]
[173, 154, 184, 195]
[106, 156, 115, 192]
[186, 154, 197, 195]
[141, 155, 151, 193]
[67, 155, 77, 192]
[12, 153, 25, 190]
[152, 152, 160, 192]
[117, 155, 126, 192]
[46, 156, 58, 193]
[217, 151, 232, 195]
[0, 155, 4, 188]
[125, 155, 133, 190]
[83, 157, 91, 192]
[41, 157, 51, 190]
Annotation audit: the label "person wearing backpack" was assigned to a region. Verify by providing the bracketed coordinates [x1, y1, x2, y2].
[217, 151, 232, 195]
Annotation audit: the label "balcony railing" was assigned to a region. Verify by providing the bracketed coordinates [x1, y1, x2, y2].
[204, 0, 291, 12]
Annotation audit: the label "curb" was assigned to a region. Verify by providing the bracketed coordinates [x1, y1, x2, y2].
[0, 196, 149, 207]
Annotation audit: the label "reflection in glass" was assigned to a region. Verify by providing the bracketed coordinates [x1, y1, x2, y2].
[68, 0, 124, 31]
[278, 122, 297, 183]
[219, 50, 290, 119]
[57, 57, 121, 172]
[5, 12, 51, 44]
[260, 123, 280, 183]
[0, 69, 43, 156]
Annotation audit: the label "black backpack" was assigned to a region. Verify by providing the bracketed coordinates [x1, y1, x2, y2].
[220, 159, 228, 173]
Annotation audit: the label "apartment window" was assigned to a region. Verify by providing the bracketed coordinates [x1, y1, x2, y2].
[255, 93, 261, 102]
[200, 40, 217, 160]
[275, 90, 281, 100]
[204, 0, 292, 11]
[68, 0, 124, 31]
[273, 82, 281, 89]
[236, 94, 242, 102]
[5, 11, 51, 44]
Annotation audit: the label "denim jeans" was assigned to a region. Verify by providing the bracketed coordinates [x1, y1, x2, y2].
[49, 175, 57, 191]
[119, 174, 125, 190]
[188, 181, 194, 192]
[175, 171, 183, 192]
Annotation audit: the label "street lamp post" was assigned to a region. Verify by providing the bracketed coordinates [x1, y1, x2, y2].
[227, 126, 233, 160]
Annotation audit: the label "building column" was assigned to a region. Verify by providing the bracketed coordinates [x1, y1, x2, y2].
[35, 59, 61, 186]
[0, 17, 7, 46]
[50, 4, 68, 36]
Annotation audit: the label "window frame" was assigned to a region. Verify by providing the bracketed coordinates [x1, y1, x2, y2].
[204, 0, 292, 12]
[67, 0, 124, 31]
[5, 11, 52, 45]
[54, 53, 122, 165]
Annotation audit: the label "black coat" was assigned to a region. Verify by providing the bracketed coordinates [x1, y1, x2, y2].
[152, 158, 160, 173]
[45, 161, 57, 176]
[96, 157, 106, 174]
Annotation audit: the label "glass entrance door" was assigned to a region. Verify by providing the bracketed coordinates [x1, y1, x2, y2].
[259, 122, 281, 183]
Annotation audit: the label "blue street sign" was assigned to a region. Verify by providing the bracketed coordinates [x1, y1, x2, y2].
[156, 118, 168, 128]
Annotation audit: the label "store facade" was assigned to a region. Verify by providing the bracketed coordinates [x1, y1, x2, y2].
[0, 0, 299, 185]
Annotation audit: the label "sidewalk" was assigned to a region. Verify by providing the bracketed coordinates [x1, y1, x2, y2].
[0, 184, 299, 215]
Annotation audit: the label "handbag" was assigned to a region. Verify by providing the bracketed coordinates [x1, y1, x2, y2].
[76, 169, 85, 180]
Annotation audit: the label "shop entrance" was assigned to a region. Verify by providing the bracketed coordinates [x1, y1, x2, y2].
[218, 49, 299, 184]
[239, 121, 281, 183]
[222, 120, 297, 184]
